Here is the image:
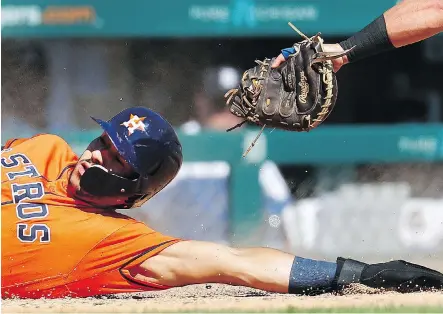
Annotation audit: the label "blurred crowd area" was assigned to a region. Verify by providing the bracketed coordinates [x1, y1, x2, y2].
[2, 36, 443, 135]
[281, 162, 443, 200]
[2, 37, 443, 199]
[2, 38, 260, 137]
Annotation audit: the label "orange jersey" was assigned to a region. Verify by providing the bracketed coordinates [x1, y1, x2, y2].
[1, 134, 180, 298]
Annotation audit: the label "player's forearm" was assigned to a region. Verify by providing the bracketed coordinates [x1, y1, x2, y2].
[136, 241, 294, 293]
[337, 0, 443, 66]
[385, 0, 443, 47]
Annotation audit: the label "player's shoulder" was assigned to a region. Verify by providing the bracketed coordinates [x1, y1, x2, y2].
[34, 133, 62, 140]
[27, 134, 72, 151]
[34, 133, 69, 144]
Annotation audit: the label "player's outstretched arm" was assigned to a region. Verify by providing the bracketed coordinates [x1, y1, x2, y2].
[272, 0, 443, 72]
[128, 240, 443, 295]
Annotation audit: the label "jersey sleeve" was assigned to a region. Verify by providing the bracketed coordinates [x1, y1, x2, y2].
[2, 137, 32, 149]
[66, 221, 181, 294]
[86, 221, 180, 271]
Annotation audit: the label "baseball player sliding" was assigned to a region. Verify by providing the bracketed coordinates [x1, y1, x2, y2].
[2, 0, 443, 299]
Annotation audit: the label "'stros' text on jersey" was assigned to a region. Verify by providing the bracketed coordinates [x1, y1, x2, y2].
[2, 147, 50, 244]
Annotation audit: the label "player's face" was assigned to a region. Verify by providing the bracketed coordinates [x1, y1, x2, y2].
[69, 133, 135, 207]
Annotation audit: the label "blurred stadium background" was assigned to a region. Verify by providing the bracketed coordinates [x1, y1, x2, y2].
[2, 0, 443, 269]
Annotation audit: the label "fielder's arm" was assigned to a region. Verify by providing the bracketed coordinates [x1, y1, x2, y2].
[272, 0, 443, 71]
[338, 0, 443, 64]
[383, 0, 443, 48]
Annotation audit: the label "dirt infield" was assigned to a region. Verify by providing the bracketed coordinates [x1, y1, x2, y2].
[3, 284, 443, 313]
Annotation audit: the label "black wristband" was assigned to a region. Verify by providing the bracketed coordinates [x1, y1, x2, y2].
[339, 15, 395, 63]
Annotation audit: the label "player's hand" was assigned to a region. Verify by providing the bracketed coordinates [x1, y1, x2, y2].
[272, 44, 349, 73]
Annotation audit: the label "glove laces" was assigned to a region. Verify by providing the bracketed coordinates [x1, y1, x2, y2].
[226, 23, 354, 158]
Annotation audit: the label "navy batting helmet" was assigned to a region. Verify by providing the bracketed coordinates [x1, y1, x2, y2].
[79, 106, 183, 209]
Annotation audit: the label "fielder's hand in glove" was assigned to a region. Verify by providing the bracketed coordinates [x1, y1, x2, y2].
[224, 23, 353, 157]
[272, 43, 349, 73]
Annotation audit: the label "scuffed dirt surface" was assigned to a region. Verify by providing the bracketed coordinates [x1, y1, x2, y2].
[3, 284, 443, 313]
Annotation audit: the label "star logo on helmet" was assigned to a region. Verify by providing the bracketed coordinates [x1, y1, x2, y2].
[121, 114, 146, 136]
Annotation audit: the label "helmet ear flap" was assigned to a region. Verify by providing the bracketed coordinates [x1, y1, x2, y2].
[80, 165, 140, 197]
[79, 165, 154, 209]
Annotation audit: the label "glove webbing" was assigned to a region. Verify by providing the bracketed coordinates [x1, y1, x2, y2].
[227, 22, 353, 158]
